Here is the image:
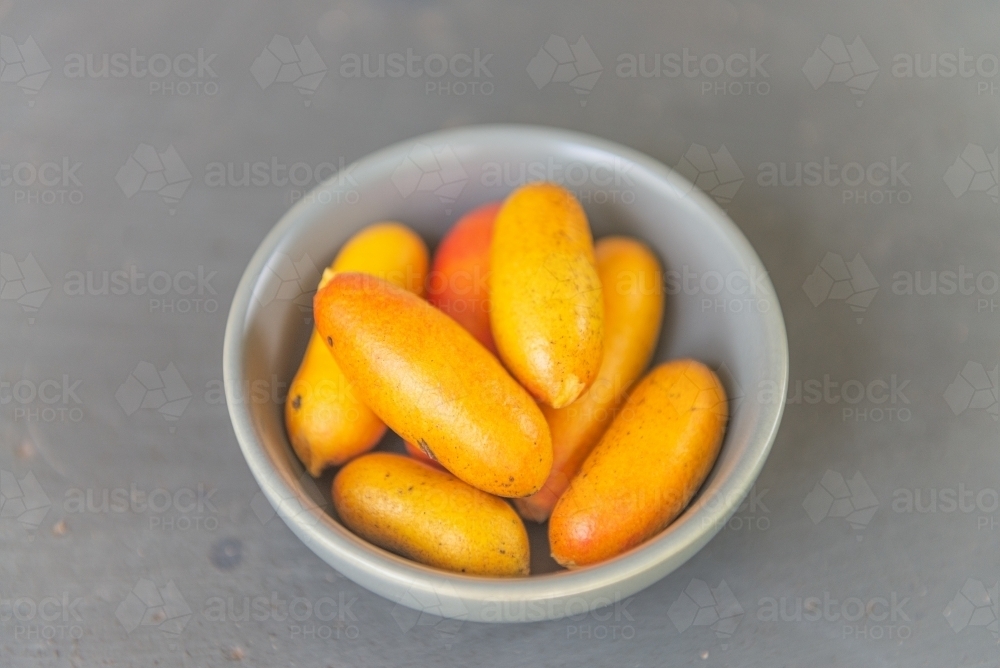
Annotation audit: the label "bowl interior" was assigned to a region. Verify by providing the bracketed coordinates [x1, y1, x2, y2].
[226, 125, 787, 616]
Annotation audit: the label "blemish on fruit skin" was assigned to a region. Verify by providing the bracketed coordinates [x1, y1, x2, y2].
[326, 336, 333, 347]
[291, 395, 302, 410]
[417, 438, 436, 460]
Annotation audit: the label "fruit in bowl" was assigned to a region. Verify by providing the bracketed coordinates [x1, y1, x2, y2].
[226, 125, 788, 622]
[284, 181, 728, 576]
[315, 270, 552, 498]
[284, 223, 429, 475]
[515, 235, 665, 523]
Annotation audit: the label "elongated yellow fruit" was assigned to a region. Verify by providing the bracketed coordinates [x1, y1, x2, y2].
[285, 223, 428, 476]
[515, 237, 664, 522]
[315, 273, 552, 497]
[490, 182, 604, 408]
[333, 453, 530, 576]
[550, 360, 727, 568]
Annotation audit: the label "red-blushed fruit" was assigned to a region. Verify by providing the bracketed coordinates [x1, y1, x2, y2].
[428, 202, 501, 353]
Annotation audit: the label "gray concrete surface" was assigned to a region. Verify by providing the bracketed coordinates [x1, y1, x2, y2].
[2, 1, 999, 665]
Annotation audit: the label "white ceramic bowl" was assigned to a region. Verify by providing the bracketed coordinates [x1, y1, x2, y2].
[223, 124, 788, 623]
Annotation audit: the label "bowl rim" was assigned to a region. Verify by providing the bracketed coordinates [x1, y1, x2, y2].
[223, 123, 789, 622]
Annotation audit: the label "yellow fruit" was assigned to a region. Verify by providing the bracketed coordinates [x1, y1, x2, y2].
[314, 273, 552, 497]
[490, 182, 604, 408]
[515, 237, 664, 522]
[333, 452, 530, 576]
[319, 222, 428, 294]
[285, 329, 386, 476]
[549, 360, 727, 568]
[285, 223, 428, 476]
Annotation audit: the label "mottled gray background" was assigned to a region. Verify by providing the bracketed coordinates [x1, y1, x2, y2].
[2, 0, 999, 665]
